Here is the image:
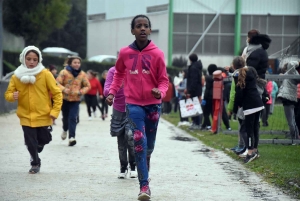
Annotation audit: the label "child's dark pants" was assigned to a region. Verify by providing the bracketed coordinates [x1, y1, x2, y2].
[22, 126, 52, 166]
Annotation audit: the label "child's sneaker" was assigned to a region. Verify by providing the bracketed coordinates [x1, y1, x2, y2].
[238, 149, 248, 158]
[256, 150, 260, 158]
[129, 170, 137, 178]
[29, 165, 40, 174]
[68, 137, 76, 146]
[61, 131, 67, 140]
[118, 167, 128, 179]
[244, 152, 257, 164]
[129, 167, 137, 178]
[138, 185, 151, 200]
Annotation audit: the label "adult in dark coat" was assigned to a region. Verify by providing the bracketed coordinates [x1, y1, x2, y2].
[245, 29, 271, 79]
[186, 53, 203, 129]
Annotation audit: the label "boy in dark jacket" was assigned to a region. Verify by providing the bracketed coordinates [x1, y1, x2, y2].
[186, 53, 203, 129]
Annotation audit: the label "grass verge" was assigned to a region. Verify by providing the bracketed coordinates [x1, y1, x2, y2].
[162, 107, 300, 199]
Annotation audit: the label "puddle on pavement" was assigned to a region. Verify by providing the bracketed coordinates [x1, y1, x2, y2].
[193, 148, 210, 152]
[172, 136, 197, 141]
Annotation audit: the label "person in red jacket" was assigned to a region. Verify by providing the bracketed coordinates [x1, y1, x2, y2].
[162, 74, 174, 114]
[85, 70, 103, 120]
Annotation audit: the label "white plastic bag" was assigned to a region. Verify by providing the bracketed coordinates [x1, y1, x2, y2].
[179, 97, 203, 118]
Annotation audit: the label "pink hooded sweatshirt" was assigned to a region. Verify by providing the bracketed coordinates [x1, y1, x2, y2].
[108, 41, 169, 106]
[297, 84, 300, 99]
[104, 67, 125, 112]
[266, 81, 273, 104]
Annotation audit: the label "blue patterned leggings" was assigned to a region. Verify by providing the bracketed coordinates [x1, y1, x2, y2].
[126, 104, 161, 188]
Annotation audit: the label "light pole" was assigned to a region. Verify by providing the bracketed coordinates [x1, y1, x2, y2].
[0, 0, 3, 80]
[168, 0, 173, 67]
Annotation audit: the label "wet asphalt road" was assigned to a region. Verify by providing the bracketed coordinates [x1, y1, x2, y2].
[0, 103, 296, 201]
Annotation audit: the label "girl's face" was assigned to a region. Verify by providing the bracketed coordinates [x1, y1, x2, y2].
[103, 72, 107, 79]
[87, 72, 93, 79]
[25, 52, 39, 69]
[51, 69, 57, 75]
[71, 59, 81, 70]
[131, 17, 151, 42]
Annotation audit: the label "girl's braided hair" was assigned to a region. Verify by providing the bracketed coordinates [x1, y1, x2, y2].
[232, 56, 247, 89]
[237, 68, 247, 89]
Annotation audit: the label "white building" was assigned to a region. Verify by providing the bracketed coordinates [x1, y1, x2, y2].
[87, 0, 300, 68]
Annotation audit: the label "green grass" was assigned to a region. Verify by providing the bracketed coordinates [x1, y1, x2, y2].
[162, 107, 300, 199]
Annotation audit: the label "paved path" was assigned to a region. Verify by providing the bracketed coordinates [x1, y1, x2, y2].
[0, 103, 295, 201]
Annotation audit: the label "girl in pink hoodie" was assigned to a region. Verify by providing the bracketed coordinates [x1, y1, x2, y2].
[262, 80, 273, 126]
[106, 15, 168, 201]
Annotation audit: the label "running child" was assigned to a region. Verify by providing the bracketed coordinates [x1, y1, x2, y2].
[5, 46, 62, 174]
[106, 14, 169, 200]
[56, 56, 91, 146]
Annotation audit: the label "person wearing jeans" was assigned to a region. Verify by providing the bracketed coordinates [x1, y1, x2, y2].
[61, 100, 80, 140]
[277, 61, 300, 139]
[106, 14, 169, 200]
[126, 104, 161, 184]
[282, 104, 299, 139]
[56, 56, 90, 146]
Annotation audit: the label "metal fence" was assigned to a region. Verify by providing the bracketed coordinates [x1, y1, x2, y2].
[222, 74, 300, 145]
[0, 81, 17, 114]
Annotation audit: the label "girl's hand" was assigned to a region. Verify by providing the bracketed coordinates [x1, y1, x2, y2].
[50, 115, 56, 124]
[151, 88, 161, 99]
[13, 91, 19, 100]
[106, 94, 114, 106]
[63, 88, 70, 94]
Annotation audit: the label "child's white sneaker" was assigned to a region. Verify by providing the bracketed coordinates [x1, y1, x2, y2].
[118, 168, 128, 179]
[68, 137, 76, 146]
[61, 131, 67, 140]
[129, 170, 137, 178]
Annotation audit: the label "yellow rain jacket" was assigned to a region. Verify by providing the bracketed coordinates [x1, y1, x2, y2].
[5, 69, 62, 127]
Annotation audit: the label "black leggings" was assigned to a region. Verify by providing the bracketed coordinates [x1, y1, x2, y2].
[245, 111, 261, 150]
[262, 103, 270, 125]
[84, 94, 97, 117]
[101, 97, 108, 116]
[202, 99, 212, 128]
[222, 103, 230, 129]
[163, 101, 172, 114]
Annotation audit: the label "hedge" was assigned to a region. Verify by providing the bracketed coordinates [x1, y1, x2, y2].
[2, 50, 180, 77]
